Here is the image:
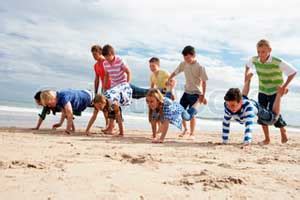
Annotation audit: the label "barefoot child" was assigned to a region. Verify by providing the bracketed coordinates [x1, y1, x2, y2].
[245, 39, 297, 144]
[168, 45, 208, 139]
[85, 94, 123, 135]
[102, 44, 133, 136]
[146, 89, 197, 143]
[222, 74, 288, 145]
[40, 89, 93, 134]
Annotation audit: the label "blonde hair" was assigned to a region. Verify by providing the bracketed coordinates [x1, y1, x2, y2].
[257, 39, 271, 48]
[40, 90, 56, 106]
[146, 88, 164, 122]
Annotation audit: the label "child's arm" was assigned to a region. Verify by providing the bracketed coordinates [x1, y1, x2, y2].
[52, 110, 66, 129]
[282, 72, 297, 90]
[153, 120, 169, 143]
[243, 111, 255, 145]
[63, 102, 74, 134]
[222, 112, 232, 144]
[124, 66, 131, 83]
[199, 80, 207, 104]
[85, 109, 99, 134]
[94, 75, 100, 95]
[242, 73, 253, 96]
[103, 70, 109, 91]
[150, 120, 157, 138]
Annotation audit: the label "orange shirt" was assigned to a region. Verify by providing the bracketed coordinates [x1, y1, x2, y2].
[94, 60, 111, 89]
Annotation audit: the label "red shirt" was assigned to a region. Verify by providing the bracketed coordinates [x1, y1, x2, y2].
[94, 60, 111, 89]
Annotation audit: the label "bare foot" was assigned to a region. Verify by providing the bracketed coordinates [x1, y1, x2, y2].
[281, 129, 288, 144]
[152, 138, 163, 143]
[179, 129, 189, 137]
[259, 140, 270, 145]
[188, 134, 196, 140]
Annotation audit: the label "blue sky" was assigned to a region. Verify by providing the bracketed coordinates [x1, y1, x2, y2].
[0, 0, 300, 108]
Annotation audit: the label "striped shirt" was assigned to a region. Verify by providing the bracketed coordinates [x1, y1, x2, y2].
[246, 56, 297, 95]
[222, 96, 258, 143]
[103, 56, 128, 88]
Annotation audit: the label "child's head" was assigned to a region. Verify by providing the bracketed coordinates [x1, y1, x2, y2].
[182, 45, 196, 64]
[91, 45, 102, 61]
[256, 39, 272, 63]
[146, 88, 164, 110]
[149, 57, 160, 72]
[93, 94, 107, 111]
[34, 91, 42, 106]
[102, 44, 115, 62]
[40, 90, 57, 108]
[224, 88, 243, 113]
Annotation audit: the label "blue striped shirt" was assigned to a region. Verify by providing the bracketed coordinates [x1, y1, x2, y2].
[222, 96, 258, 143]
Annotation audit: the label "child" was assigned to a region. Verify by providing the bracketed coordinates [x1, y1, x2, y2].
[222, 74, 287, 145]
[85, 94, 123, 135]
[149, 57, 170, 92]
[102, 44, 133, 136]
[168, 45, 208, 139]
[91, 45, 111, 95]
[40, 89, 93, 134]
[146, 88, 197, 143]
[32, 91, 62, 130]
[245, 39, 297, 144]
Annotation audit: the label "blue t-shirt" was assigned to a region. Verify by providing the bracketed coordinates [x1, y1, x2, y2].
[56, 89, 92, 113]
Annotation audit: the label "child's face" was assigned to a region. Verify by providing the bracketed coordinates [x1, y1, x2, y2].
[46, 98, 57, 108]
[94, 102, 105, 111]
[104, 53, 115, 63]
[183, 54, 196, 64]
[146, 96, 159, 110]
[149, 62, 159, 72]
[257, 46, 271, 63]
[226, 100, 243, 113]
[92, 51, 102, 61]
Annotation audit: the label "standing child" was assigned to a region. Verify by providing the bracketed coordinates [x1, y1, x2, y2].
[149, 57, 170, 92]
[245, 39, 297, 144]
[102, 44, 133, 136]
[168, 46, 208, 139]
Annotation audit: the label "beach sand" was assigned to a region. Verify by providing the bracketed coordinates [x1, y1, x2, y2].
[0, 127, 300, 200]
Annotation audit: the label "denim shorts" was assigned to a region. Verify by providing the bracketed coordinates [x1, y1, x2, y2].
[258, 93, 286, 128]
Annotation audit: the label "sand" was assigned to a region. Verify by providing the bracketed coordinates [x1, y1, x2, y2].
[0, 127, 300, 200]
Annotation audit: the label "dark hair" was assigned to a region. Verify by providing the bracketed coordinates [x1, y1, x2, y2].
[182, 45, 195, 56]
[149, 57, 160, 64]
[34, 91, 42, 101]
[102, 44, 115, 56]
[91, 45, 102, 53]
[224, 88, 242, 102]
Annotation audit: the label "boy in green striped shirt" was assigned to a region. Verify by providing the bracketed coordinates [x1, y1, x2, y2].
[245, 39, 297, 144]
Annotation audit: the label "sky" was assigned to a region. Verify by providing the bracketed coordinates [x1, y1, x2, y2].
[0, 0, 299, 116]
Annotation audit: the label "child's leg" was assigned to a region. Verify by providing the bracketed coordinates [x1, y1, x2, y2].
[179, 120, 189, 137]
[116, 112, 124, 136]
[189, 117, 196, 137]
[260, 125, 271, 145]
